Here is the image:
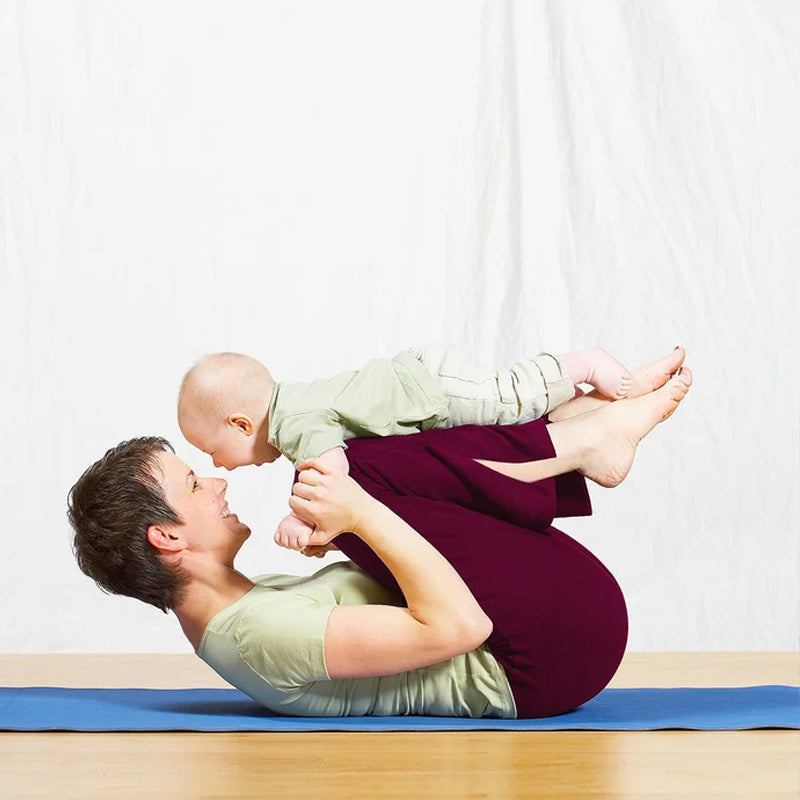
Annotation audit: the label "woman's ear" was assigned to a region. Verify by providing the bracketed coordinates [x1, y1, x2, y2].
[228, 413, 254, 436]
[147, 524, 184, 553]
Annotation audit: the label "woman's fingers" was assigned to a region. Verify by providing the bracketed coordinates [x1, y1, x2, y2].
[288, 495, 310, 516]
[306, 528, 336, 547]
[289, 493, 326, 520]
[291, 463, 363, 540]
[292, 481, 316, 500]
[296, 467, 324, 485]
[297, 458, 331, 475]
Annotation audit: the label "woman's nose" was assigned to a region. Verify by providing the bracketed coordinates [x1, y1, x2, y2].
[215, 477, 228, 494]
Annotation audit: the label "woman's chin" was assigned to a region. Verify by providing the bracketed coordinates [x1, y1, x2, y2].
[225, 513, 251, 538]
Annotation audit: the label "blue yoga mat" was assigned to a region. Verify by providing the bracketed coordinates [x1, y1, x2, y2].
[1, 686, 797, 731]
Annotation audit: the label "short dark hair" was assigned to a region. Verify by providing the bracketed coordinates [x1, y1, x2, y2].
[67, 437, 188, 613]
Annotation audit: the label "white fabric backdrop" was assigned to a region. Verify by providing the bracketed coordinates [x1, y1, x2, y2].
[1, 0, 797, 652]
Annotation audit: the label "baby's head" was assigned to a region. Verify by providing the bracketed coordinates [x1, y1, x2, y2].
[177, 352, 282, 470]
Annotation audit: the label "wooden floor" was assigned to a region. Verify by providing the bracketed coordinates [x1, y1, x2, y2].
[1, 652, 797, 799]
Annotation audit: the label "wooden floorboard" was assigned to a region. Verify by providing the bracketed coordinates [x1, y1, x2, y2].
[1, 652, 798, 799]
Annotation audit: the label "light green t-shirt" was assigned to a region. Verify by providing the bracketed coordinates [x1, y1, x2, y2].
[196, 561, 516, 718]
[267, 351, 450, 465]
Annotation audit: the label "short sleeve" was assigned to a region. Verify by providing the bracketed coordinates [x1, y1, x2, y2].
[271, 411, 348, 466]
[235, 592, 334, 690]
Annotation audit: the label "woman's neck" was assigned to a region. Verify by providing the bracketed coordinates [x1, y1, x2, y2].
[173, 562, 255, 651]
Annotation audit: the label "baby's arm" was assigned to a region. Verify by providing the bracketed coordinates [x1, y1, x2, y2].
[316, 445, 349, 475]
[273, 447, 351, 551]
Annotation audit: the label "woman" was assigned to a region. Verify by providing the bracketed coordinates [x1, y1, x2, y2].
[69, 349, 690, 718]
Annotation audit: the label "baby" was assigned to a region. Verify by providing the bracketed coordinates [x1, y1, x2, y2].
[177, 344, 631, 551]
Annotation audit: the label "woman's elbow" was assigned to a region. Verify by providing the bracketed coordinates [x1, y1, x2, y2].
[474, 611, 493, 646]
[454, 611, 493, 651]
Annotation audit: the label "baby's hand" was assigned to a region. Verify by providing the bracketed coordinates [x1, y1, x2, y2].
[274, 513, 315, 551]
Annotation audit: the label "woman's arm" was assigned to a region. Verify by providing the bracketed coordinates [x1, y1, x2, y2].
[289, 459, 493, 680]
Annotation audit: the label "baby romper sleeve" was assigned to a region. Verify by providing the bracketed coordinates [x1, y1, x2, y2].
[271, 411, 349, 467]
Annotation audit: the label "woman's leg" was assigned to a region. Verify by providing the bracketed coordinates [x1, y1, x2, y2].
[345, 418, 591, 532]
[335, 486, 628, 718]
[476, 368, 692, 488]
[336, 370, 692, 716]
[345, 366, 691, 529]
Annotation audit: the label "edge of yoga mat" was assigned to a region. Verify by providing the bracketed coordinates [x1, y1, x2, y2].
[1, 686, 797, 732]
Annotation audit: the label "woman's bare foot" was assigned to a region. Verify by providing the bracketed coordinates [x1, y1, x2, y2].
[562, 367, 693, 487]
[549, 346, 686, 422]
[476, 366, 692, 487]
[559, 347, 633, 399]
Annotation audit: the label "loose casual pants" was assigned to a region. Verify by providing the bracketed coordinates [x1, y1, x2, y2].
[336, 418, 629, 719]
[409, 343, 576, 425]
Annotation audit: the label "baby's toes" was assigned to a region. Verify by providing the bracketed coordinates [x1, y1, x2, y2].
[290, 533, 310, 551]
[617, 375, 633, 398]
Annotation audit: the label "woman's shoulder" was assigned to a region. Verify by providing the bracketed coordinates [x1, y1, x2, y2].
[199, 561, 403, 670]
[249, 560, 356, 589]
[252, 561, 401, 603]
[203, 561, 403, 651]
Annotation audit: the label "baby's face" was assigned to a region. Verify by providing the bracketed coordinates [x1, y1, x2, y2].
[178, 412, 251, 470]
[198, 422, 256, 471]
[181, 411, 281, 471]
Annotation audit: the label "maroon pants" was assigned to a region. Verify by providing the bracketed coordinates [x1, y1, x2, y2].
[333, 419, 628, 719]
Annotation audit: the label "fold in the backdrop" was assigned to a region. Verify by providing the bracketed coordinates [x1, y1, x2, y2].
[1, 686, 797, 732]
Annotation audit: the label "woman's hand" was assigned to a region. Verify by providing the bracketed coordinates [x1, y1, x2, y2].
[288, 458, 374, 546]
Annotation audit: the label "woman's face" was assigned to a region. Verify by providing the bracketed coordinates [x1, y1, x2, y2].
[155, 451, 251, 559]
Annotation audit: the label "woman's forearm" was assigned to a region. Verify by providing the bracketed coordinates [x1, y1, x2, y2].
[290, 460, 492, 655]
[352, 496, 492, 646]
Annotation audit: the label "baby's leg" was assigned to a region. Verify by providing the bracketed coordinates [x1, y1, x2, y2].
[558, 348, 632, 399]
[409, 343, 575, 426]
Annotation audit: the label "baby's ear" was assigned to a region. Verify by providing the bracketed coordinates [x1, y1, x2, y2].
[228, 413, 254, 435]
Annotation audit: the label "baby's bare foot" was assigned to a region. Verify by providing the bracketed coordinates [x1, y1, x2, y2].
[274, 513, 315, 551]
[549, 346, 686, 422]
[560, 348, 632, 399]
[580, 368, 692, 487]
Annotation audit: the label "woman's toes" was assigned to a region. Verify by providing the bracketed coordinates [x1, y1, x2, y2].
[663, 370, 692, 405]
[627, 347, 687, 397]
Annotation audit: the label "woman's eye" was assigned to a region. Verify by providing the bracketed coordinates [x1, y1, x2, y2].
[193, 480, 200, 491]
